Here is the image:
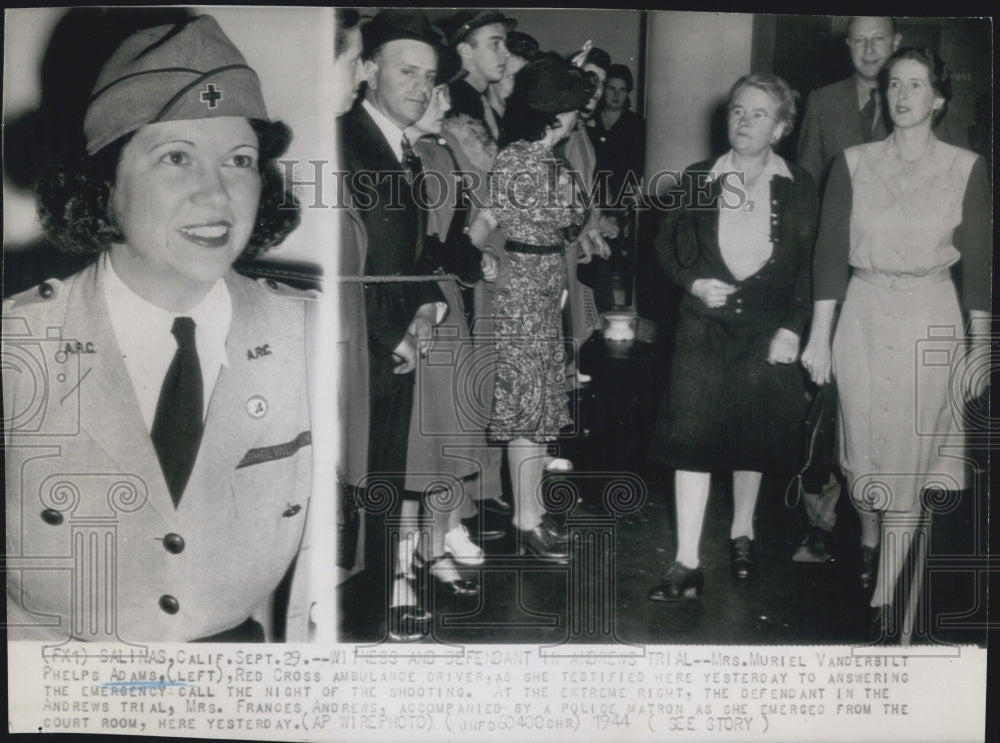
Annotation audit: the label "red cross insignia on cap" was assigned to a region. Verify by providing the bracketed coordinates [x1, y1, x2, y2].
[200, 82, 224, 109]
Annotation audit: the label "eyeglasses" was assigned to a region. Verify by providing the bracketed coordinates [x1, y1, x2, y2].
[728, 107, 773, 123]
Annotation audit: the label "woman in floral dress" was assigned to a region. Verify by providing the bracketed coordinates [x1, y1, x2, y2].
[467, 54, 593, 562]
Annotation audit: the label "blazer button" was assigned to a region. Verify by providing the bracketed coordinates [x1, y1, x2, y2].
[38, 282, 54, 299]
[159, 595, 180, 615]
[163, 533, 185, 554]
[41, 509, 64, 525]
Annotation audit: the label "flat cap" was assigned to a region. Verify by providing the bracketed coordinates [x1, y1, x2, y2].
[440, 10, 516, 48]
[83, 16, 267, 155]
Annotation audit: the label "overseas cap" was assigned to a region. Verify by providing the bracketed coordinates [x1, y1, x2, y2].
[83, 16, 267, 155]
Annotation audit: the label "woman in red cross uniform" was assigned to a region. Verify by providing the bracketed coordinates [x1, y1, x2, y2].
[4, 15, 312, 642]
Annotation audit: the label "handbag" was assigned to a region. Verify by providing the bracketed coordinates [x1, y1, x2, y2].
[784, 382, 839, 508]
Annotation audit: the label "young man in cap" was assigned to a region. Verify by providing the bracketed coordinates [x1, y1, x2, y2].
[441, 9, 513, 141]
[339, 9, 447, 641]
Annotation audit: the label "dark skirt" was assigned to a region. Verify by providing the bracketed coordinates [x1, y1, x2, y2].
[651, 302, 804, 473]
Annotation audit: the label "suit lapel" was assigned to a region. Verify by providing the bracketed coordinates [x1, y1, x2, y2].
[347, 106, 425, 261]
[59, 264, 175, 520]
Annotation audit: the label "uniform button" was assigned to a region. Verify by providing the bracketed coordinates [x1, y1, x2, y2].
[38, 282, 54, 299]
[41, 509, 64, 525]
[159, 595, 180, 614]
[163, 533, 185, 554]
[735, 308, 743, 314]
[736, 297, 743, 304]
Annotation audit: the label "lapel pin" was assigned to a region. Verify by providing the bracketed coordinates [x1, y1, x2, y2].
[247, 396, 268, 418]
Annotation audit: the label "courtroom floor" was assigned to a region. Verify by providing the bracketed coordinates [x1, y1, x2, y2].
[337, 335, 990, 649]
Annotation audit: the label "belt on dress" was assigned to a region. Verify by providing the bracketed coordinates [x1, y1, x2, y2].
[505, 239, 563, 255]
[853, 268, 951, 290]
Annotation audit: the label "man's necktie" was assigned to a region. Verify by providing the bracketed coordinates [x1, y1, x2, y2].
[862, 88, 880, 142]
[401, 134, 422, 179]
[151, 317, 204, 507]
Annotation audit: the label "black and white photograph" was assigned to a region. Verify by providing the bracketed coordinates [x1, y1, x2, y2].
[3, 7, 994, 742]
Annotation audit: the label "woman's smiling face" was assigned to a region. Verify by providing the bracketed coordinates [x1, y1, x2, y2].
[109, 116, 261, 307]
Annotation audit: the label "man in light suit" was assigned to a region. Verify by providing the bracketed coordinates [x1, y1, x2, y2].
[4, 16, 312, 642]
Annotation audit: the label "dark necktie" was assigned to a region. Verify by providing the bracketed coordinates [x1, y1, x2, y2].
[151, 317, 204, 507]
[401, 134, 422, 179]
[861, 88, 880, 142]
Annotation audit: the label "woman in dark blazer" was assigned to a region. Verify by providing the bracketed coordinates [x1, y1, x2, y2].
[648, 73, 818, 601]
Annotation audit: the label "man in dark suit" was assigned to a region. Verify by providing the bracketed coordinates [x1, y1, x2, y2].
[339, 9, 445, 641]
[797, 16, 901, 184]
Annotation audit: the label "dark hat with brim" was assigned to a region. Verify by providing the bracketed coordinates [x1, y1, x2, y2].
[440, 9, 516, 48]
[362, 9, 447, 59]
[518, 53, 593, 114]
[83, 15, 267, 155]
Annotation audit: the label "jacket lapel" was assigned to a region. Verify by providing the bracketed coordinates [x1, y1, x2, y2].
[59, 263, 175, 520]
[181, 273, 272, 507]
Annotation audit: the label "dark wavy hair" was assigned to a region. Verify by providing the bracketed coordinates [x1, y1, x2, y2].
[36, 118, 300, 258]
[881, 46, 952, 125]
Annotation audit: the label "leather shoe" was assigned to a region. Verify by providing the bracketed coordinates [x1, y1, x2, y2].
[730, 536, 755, 580]
[482, 497, 513, 517]
[429, 556, 480, 597]
[648, 561, 704, 601]
[860, 544, 879, 592]
[387, 604, 430, 642]
[463, 509, 506, 541]
[540, 512, 568, 544]
[517, 524, 569, 564]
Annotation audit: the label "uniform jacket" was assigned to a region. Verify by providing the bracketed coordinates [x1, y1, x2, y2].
[4, 264, 313, 642]
[655, 157, 818, 338]
[340, 104, 444, 398]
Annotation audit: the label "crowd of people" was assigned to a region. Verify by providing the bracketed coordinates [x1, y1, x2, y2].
[3, 10, 988, 646]
[334, 11, 990, 644]
[335, 8, 646, 641]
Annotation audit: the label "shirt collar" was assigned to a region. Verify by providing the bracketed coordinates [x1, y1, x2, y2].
[708, 148, 793, 183]
[101, 252, 232, 370]
[362, 98, 407, 164]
